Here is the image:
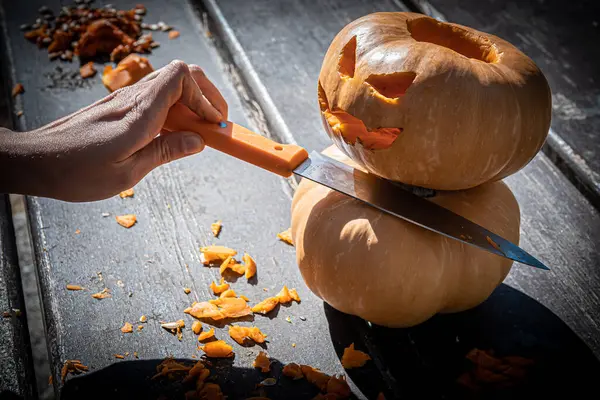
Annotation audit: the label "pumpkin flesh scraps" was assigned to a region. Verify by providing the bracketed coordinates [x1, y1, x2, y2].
[341, 343, 371, 368]
[198, 328, 215, 342]
[251, 297, 279, 314]
[201, 246, 237, 265]
[277, 228, 294, 245]
[301, 365, 331, 392]
[102, 54, 153, 92]
[229, 325, 267, 345]
[457, 348, 534, 390]
[152, 357, 192, 380]
[219, 256, 245, 276]
[322, 109, 401, 150]
[61, 360, 89, 383]
[282, 363, 304, 380]
[200, 340, 233, 358]
[91, 288, 110, 299]
[119, 188, 134, 198]
[219, 289, 237, 298]
[211, 220, 222, 237]
[327, 375, 352, 398]
[192, 321, 202, 335]
[186, 297, 251, 321]
[115, 214, 136, 228]
[253, 351, 271, 372]
[210, 278, 230, 295]
[243, 253, 257, 279]
[121, 322, 133, 333]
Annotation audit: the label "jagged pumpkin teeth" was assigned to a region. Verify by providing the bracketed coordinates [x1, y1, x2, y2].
[200, 245, 237, 265]
[341, 343, 371, 368]
[251, 297, 279, 314]
[199, 340, 233, 358]
[210, 278, 230, 295]
[282, 363, 303, 380]
[229, 325, 267, 345]
[252, 351, 271, 372]
[243, 253, 257, 279]
[198, 328, 215, 342]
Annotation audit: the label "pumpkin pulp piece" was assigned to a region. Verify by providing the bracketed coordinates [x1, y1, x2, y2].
[277, 228, 294, 245]
[229, 325, 267, 345]
[211, 220, 222, 237]
[185, 301, 225, 320]
[199, 340, 233, 358]
[115, 214, 136, 228]
[192, 321, 202, 335]
[300, 365, 331, 392]
[201, 246, 237, 265]
[209, 297, 252, 319]
[252, 351, 271, 372]
[282, 363, 304, 380]
[251, 297, 279, 314]
[210, 278, 230, 295]
[102, 54, 153, 92]
[276, 286, 292, 303]
[341, 343, 371, 368]
[198, 328, 215, 342]
[243, 253, 257, 279]
[219, 289, 237, 298]
[327, 375, 351, 398]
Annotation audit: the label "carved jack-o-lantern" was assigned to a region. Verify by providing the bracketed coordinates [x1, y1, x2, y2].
[318, 12, 551, 190]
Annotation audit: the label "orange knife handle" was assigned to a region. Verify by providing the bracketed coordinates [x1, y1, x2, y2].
[165, 104, 308, 177]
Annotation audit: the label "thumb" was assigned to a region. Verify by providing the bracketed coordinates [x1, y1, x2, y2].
[130, 131, 205, 180]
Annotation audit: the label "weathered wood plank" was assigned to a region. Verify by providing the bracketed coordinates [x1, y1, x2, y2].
[0, 195, 36, 400]
[208, 0, 600, 396]
[409, 0, 600, 207]
[0, 0, 362, 398]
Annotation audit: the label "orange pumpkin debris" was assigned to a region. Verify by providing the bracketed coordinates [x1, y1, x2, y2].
[276, 286, 292, 303]
[12, 83, 24, 97]
[301, 365, 330, 392]
[277, 228, 294, 245]
[201, 246, 237, 265]
[251, 297, 279, 314]
[198, 328, 215, 342]
[210, 278, 230, 295]
[114, 354, 125, 359]
[79, 62, 97, 78]
[229, 325, 267, 345]
[152, 357, 192, 380]
[184, 287, 191, 294]
[168, 30, 180, 39]
[219, 289, 237, 298]
[121, 322, 133, 333]
[119, 188, 134, 198]
[326, 375, 351, 398]
[183, 360, 210, 384]
[219, 256, 245, 276]
[139, 315, 147, 323]
[243, 253, 257, 279]
[289, 289, 301, 302]
[199, 340, 233, 358]
[211, 220, 222, 237]
[282, 363, 303, 380]
[60, 360, 88, 384]
[252, 351, 271, 373]
[91, 288, 111, 299]
[186, 297, 251, 320]
[197, 382, 224, 399]
[192, 321, 202, 335]
[66, 284, 84, 291]
[341, 343, 371, 369]
[239, 295, 250, 302]
[102, 53, 153, 92]
[116, 214, 136, 228]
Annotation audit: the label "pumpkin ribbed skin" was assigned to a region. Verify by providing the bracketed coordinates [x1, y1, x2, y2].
[318, 12, 551, 190]
[291, 147, 520, 327]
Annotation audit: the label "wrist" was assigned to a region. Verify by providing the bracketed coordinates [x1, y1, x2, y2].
[0, 128, 48, 197]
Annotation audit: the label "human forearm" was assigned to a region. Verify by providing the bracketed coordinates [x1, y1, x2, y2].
[0, 127, 49, 197]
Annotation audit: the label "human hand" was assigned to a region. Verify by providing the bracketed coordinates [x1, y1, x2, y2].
[5, 60, 228, 202]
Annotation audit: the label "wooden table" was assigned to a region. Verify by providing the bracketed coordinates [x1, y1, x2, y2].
[1, 0, 599, 399]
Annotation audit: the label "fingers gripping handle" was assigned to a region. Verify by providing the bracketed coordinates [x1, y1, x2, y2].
[165, 103, 308, 177]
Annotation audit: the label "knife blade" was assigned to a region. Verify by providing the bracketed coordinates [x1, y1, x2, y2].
[164, 105, 549, 270]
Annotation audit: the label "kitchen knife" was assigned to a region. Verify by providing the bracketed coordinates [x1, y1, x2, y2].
[165, 105, 549, 270]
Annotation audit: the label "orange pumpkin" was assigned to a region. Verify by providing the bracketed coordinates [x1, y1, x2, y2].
[291, 146, 519, 327]
[318, 12, 551, 190]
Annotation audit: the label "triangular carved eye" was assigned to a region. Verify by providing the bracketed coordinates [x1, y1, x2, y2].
[365, 72, 417, 98]
[338, 36, 357, 78]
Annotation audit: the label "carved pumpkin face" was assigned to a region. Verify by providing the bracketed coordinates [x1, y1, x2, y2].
[318, 12, 551, 190]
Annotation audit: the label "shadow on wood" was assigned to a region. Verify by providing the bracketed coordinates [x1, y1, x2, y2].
[324, 283, 600, 399]
[60, 357, 332, 400]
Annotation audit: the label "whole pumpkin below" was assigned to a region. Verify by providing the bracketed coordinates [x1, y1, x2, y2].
[291, 146, 520, 327]
[318, 12, 551, 190]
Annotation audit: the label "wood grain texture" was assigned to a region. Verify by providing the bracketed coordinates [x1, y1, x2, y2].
[0, 0, 351, 398]
[410, 0, 600, 206]
[0, 195, 36, 400]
